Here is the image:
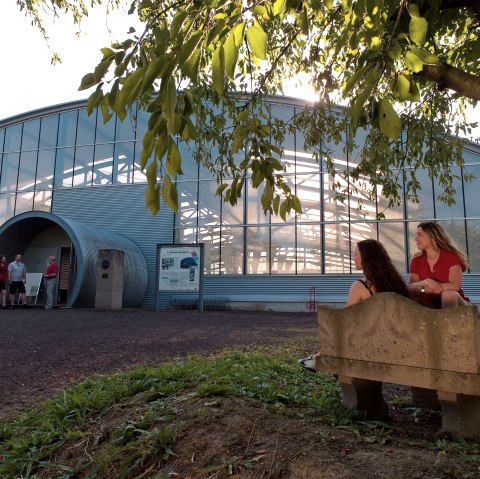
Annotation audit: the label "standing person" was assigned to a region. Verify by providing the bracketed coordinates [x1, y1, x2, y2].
[43, 256, 59, 311]
[0, 255, 8, 309]
[8, 253, 27, 309]
[407, 222, 469, 309]
[299, 239, 409, 371]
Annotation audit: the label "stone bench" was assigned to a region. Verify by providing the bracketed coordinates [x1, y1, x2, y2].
[315, 292, 480, 438]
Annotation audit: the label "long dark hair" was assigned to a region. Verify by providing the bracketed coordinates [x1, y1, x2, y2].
[357, 239, 409, 297]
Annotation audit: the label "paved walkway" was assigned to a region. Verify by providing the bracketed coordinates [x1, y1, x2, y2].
[0, 307, 317, 420]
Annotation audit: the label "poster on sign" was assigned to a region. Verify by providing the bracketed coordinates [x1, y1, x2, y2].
[158, 245, 202, 291]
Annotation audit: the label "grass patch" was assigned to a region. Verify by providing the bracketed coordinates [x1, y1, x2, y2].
[1, 343, 479, 478]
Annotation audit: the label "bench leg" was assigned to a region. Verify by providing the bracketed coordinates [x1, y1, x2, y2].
[437, 391, 480, 439]
[338, 376, 389, 420]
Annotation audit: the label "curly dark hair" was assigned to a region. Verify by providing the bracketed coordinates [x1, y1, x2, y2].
[357, 239, 409, 297]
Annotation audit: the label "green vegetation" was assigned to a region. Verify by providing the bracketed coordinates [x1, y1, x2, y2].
[1, 346, 479, 478]
[16, 1, 480, 217]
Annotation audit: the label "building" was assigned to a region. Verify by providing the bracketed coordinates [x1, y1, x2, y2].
[1, 97, 479, 310]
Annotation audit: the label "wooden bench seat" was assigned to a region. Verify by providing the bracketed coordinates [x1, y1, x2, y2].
[315, 292, 480, 438]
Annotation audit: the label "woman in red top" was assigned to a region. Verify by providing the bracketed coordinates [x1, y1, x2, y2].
[0, 255, 8, 308]
[408, 222, 469, 309]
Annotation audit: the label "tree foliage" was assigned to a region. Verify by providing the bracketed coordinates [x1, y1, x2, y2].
[19, 0, 480, 217]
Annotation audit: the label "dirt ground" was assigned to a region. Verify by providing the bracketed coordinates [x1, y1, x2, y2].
[1, 307, 479, 478]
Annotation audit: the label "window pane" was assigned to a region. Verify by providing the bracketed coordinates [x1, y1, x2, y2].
[434, 167, 464, 218]
[17, 150, 37, 191]
[57, 111, 78, 147]
[33, 189, 52, 212]
[324, 222, 351, 273]
[296, 173, 320, 223]
[36, 149, 55, 190]
[378, 221, 406, 273]
[464, 164, 480, 217]
[73, 145, 94, 187]
[0, 152, 19, 191]
[3, 124, 22, 152]
[55, 148, 74, 188]
[39, 115, 59, 149]
[377, 180, 404, 220]
[21, 119, 40, 151]
[198, 180, 221, 226]
[114, 141, 135, 184]
[15, 191, 34, 214]
[246, 226, 270, 274]
[95, 116, 116, 144]
[246, 183, 270, 225]
[323, 172, 349, 222]
[405, 169, 434, 219]
[220, 226, 244, 274]
[177, 141, 198, 180]
[76, 109, 96, 145]
[466, 220, 480, 272]
[177, 180, 198, 228]
[198, 227, 221, 274]
[220, 179, 244, 225]
[297, 223, 322, 273]
[93, 143, 114, 185]
[0, 193, 16, 224]
[133, 141, 147, 183]
[271, 224, 296, 273]
[115, 110, 137, 141]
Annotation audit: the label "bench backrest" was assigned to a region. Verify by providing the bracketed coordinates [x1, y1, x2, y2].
[317, 292, 480, 374]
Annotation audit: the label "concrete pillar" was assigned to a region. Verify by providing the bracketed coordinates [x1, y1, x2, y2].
[95, 249, 124, 310]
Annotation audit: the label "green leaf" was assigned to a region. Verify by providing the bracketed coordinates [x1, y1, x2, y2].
[162, 75, 177, 134]
[388, 39, 402, 61]
[145, 183, 160, 216]
[79, 73, 97, 91]
[298, 9, 309, 36]
[141, 130, 155, 170]
[247, 23, 268, 60]
[344, 65, 372, 94]
[410, 47, 441, 65]
[177, 31, 203, 66]
[405, 51, 424, 72]
[182, 49, 201, 83]
[212, 43, 225, 95]
[118, 67, 145, 109]
[232, 22, 246, 46]
[154, 129, 169, 163]
[162, 174, 179, 212]
[224, 32, 239, 80]
[377, 99, 402, 139]
[146, 158, 158, 188]
[93, 58, 113, 83]
[393, 72, 420, 102]
[141, 56, 167, 94]
[170, 10, 189, 40]
[273, 0, 287, 17]
[409, 15, 428, 46]
[167, 140, 183, 177]
[261, 184, 274, 210]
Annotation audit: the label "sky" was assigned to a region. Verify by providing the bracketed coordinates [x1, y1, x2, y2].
[1, 1, 478, 140]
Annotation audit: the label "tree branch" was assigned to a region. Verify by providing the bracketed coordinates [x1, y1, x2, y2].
[421, 63, 480, 101]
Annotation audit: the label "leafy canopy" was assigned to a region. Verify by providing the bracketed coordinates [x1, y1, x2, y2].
[19, 1, 480, 218]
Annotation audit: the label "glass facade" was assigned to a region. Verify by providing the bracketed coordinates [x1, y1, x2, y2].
[1, 98, 480, 277]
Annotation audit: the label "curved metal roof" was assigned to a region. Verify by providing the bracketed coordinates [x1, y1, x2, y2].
[0, 212, 147, 308]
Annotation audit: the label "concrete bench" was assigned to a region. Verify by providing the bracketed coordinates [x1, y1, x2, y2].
[315, 292, 480, 438]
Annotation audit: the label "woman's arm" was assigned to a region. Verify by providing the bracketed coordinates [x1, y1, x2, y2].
[426, 264, 463, 293]
[346, 281, 371, 306]
[407, 273, 426, 295]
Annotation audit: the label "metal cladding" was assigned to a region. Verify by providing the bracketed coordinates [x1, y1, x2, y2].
[0, 211, 147, 308]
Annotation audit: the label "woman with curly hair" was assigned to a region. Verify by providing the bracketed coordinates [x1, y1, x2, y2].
[299, 239, 408, 372]
[408, 222, 469, 309]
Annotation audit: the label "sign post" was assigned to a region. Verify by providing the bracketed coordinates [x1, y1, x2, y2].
[155, 244, 204, 311]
